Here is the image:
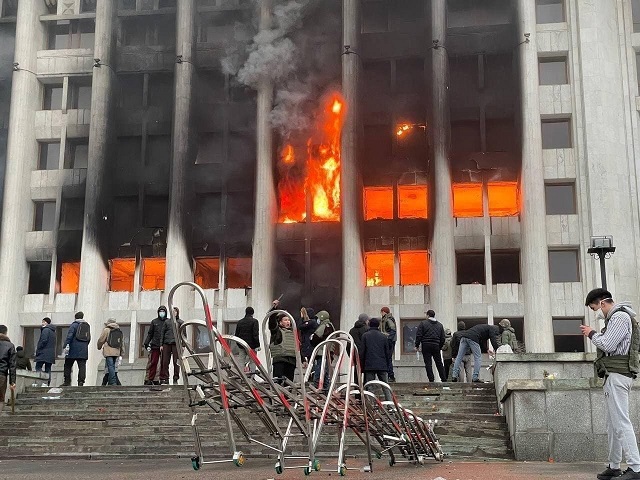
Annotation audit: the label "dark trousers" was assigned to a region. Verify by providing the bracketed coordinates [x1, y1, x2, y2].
[387, 340, 396, 379]
[145, 348, 161, 383]
[63, 358, 87, 386]
[444, 358, 452, 381]
[421, 344, 446, 382]
[160, 343, 180, 382]
[35, 361, 52, 386]
[364, 371, 392, 401]
[273, 361, 295, 383]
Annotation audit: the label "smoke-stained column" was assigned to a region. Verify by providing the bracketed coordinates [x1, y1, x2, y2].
[429, 0, 456, 332]
[77, 0, 117, 384]
[0, 0, 47, 344]
[252, 0, 277, 323]
[165, 0, 196, 312]
[340, 0, 365, 328]
[517, 0, 553, 352]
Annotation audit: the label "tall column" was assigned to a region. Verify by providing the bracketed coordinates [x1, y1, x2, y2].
[77, 0, 117, 384]
[517, 0, 553, 352]
[0, 0, 47, 344]
[429, 0, 456, 332]
[251, 0, 277, 324]
[165, 0, 196, 313]
[340, 0, 365, 328]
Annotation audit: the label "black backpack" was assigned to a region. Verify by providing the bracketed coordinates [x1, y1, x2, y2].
[107, 328, 123, 349]
[75, 322, 91, 342]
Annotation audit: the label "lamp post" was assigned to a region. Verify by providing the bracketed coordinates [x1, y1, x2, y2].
[587, 235, 615, 290]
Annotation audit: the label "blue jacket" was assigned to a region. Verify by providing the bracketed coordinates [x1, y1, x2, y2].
[65, 320, 90, 360]
[361, 327, 392, 372]
[35, 324, 56, 364]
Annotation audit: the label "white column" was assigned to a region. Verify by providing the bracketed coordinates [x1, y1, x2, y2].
[0, 0, 47, 343]
[77, 0, 117, 384]
[340, 0, 365, 329]
[517, 0, 553, 352]
[165, 0, 196, 312]
[251, 0, 277, 326]
[429, 0, 456, 333]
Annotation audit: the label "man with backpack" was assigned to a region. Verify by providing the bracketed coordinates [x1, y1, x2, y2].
[0, 324, 16, 413]
[143, 306, 167, 386]
[62, 311, 91, 387]
[97, 318, 125, 386]
[414, 309, 446, 382]
[310, 310, 335, 392]
[380, 307, 397, 382]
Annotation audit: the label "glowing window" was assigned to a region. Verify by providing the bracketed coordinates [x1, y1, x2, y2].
[364, 187, 393, 220]
[452, 183, 483, 218]
[109, 258, 135, 292]
[487, 182, 519, 217]
[227, 258, 252, 289]
[60, 262, 80, 294]
[399, 251, 429, 285]
[141, 258, 166, 291]
[365, 251, 394, 287]
[398, 185, 428, 219]
[194, 258, 219, 289]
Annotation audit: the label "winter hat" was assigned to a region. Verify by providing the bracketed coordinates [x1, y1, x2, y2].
[457, 321, 466, 330]
[105, 317, 117, 326]
[358, 313, 370, 324]
[445, 328, 451, 335]
[75, 311, 84, 319]
[157, 305, 168, 316]
[42, 317, 51, 324]
[369, 317, 381, 328]
[305, 307, 316, 319]
[498, 319, 511, 329]
[317, 310, 330, 322]
[381, 306, 391, 314]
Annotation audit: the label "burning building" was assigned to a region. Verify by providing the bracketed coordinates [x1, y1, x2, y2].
[0, 0, 639, 384]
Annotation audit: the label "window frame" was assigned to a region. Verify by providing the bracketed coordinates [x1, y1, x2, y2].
[541, 118, 572, 149]
[548, 248, 581, 283]
[552, 317, 585, 352]
[538, 56, 569, 86]
[544, 182, 576, 215]
[535, 0, 566, 24]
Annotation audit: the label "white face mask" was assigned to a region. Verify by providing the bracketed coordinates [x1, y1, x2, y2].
[595, 310, 605, 321]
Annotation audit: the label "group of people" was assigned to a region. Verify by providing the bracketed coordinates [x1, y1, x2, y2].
[142, 306, 183, 386]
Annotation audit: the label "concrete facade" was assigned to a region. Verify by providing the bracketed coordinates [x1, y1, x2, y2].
[0, 0, 640, 384]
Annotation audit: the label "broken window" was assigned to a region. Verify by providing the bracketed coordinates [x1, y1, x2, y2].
[59, 198, 85, 230]
[398, 185, 428, 219]
[541, 119, 571, 149]
[362, 1, 388, 33]
[66, 140, 89, 169]
[143, 195, 168, 228]
[545, 183, 576, 215]
[399, 250, 429, 286]
[452, 183, 483, 218]
[553, 317, 585, 352]
[227, 258, 251, 288]
[536, 0, 565, 24]
[194, 257, 220, 289]
[539, 57, 568, 85]
[486, 118, 517, 153]
[109, 258, 136, 292]
[39, 142, 60, 170]
[456, 251, 485, 285]
[28, 261, 51, 294]
[491, 250, 520, 284]
[487, 182, 519, 217]
[401, 319, 421, 354]
[34, 201, 56, 231]
[43, 85, 63, 110]
[451, 120, 480, 153]
[363, 186, 393, 220]
[549, 249, 580, 283]
[141, 257, 166, 290]
[365, 251, 394, 287]
[69, 81, 92, 110]
[60, 262, 80, 294]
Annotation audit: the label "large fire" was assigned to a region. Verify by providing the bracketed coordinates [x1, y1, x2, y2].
[277, 93, 346, 223]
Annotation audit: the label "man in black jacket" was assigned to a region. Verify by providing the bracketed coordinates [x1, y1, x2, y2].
[160, 307, 184, 384]
[361, 318, 392, 401]
[143, 306, 167, 386]
[234, 307, 261, 374]
[451, 323, 503, 383]
[348, 313, 369, 357]
[0, 325, 16, 413]
[297, 307, 318, 364]
[414, 310, 446, 382]
[450, 321, 473, 382]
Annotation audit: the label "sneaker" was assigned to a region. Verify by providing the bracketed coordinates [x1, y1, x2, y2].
[597, 467, 623, 480]
[60, 383, 70, 387]
[618, 468, 640, 480]
[451, 377, 458, 383]
[143, 380, 152, 386]
[388, 377, 396, 383]
[472, 379, 483, 383]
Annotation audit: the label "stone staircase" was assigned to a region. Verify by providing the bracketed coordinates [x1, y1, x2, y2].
[0, 382, 512, 461]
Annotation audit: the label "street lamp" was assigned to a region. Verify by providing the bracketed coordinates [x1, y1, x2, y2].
[587, 236, 615, 290]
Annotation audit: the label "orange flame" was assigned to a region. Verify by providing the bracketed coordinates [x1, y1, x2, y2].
[277, 93, 346, 223]
[366, 270, 382, 287]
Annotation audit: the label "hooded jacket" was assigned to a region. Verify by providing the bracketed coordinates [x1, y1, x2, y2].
[97, 321, 125, 358]
[65, 319, 91, 360]
[415, 317, 445, 349]
[380, 313, 397, 343]
[161, 315, 184, 346]
[16, 349, 32, 370]
[501, 327, 518, 351]
[297, 307, 318, 361]
[35, 323, 56, 364]
[144, 306, 167, 349]
[0, 333, 17, 384]
[348, 314, 369, 357]
[441, 330, 453, 360]
[310, 311, 335, 356]
[234, 313, 260, 350]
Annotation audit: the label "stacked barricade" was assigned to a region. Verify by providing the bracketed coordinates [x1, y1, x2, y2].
[167, 282, 444, 476]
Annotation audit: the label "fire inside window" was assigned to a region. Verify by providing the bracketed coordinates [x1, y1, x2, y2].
[398, 185, 428, 219]
[399, 251, 430, 285]
[109, 258, 135, 292]
[452, 182, 519, 218]
[452, 183, 483, 217]
[365, 251, 394, 286]
[363, 187, 393, 220]
[227, 258, 252, 288]
[194, 257, 219, 289]
[60, 262, 80, 294]
[141, 258, 166, 291]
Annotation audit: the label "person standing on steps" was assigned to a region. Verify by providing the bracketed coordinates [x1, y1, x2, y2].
[268, 312, 297, 384]
[0, 325, 16, 413]
[380, 307, 397, 382]
[233, 306, 261, 375]
[450, 322, 503, 383]
[160, 306, 184, 384]
[451, 321, 473, 382]
[297, 307, 318, 367]
[62, 312, 91, 387]
[414, 310, 446, 382]
[15, 347, 31, 371]
[441, 328, 453, 381]
[361, 317, 392, 401]
[581, 288, 640, 480]
[97, 319, 125, 386]
[143, 306, 167, 386]
[35, 317, 55, 386]
[310, 310, 335, 392]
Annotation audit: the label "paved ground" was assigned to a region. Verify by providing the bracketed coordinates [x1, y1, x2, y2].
[0, 458, 604, 480]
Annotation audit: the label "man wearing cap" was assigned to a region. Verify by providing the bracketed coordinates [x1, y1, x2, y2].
[380, 307, 397, 382]
[310, 310, 335, 392]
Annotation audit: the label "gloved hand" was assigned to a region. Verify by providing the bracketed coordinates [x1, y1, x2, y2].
[116, 356, 122, 368]
[145, 345, 150, 353]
